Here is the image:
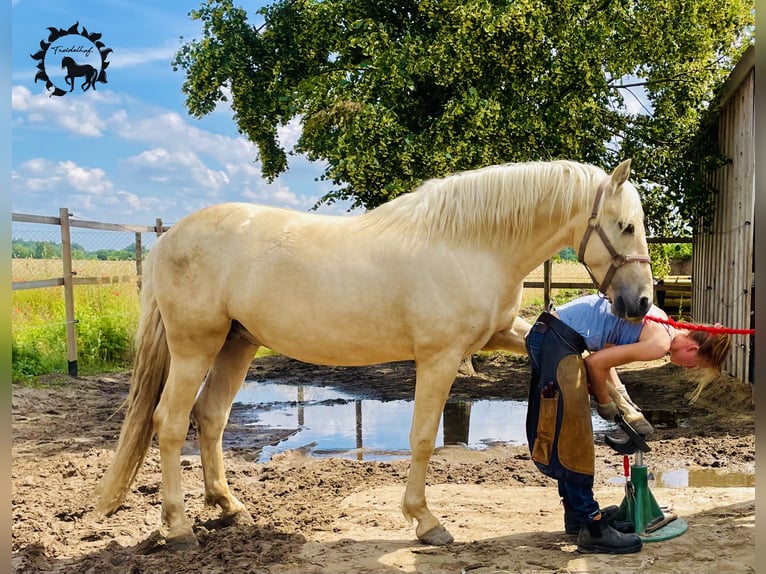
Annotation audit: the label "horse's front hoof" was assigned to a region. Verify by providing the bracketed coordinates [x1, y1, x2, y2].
[165, 532, 199, 552]
[417, 524, 454, 546]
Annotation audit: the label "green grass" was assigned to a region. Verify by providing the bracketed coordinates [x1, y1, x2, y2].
[12, 258, 140, 381]
[12, 281, 140, 382]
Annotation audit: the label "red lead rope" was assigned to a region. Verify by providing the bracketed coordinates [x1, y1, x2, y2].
[644, 314, 755, 335]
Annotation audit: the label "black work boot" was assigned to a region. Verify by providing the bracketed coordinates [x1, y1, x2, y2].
[564, 503, 633, 535]
[577, 517, 643, 554]
[563, 500, 583, 534]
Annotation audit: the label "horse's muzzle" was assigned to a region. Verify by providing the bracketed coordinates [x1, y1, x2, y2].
[614, 295, 651, 321]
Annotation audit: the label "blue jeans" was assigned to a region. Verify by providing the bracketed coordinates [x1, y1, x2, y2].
[558, 480, 601, 523]
[525, 322, 546, 373]
[526, 320, 600, 524]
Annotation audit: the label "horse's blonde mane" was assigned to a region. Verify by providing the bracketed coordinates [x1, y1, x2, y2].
[359, 160, 642, 247]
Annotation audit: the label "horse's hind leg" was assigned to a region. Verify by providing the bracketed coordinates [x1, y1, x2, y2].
[403, 354, 462, 546]
[153, 341, 222, 549]
[481, 316, 533, 354]
[192, 331, 258, 526]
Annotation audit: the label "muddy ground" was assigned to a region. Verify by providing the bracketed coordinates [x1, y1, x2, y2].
[12, 352, 754, 573]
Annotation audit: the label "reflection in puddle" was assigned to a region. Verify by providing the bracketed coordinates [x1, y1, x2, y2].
[234, 380, 613, 462]
[643, 409, 691, 430]
[654, 468, 755, 488]
[234, 382, 756, 488]
[608, 467, 755, 489]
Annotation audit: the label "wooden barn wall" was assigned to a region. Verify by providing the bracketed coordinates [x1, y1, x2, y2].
[692, 63, 754, 383]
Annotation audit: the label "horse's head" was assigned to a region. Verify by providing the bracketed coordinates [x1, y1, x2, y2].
[61, 56, 74, 69]
[578, 160, 654, 320]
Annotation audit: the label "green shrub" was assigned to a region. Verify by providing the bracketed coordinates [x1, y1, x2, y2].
[650, 244, 671, 279]
[665, 242, 692, 261]
[552, 247, 577, 262]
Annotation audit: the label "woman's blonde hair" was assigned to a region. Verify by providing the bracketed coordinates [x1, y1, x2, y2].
[687, 330, 732, 403]
[690, 330, 732, 371]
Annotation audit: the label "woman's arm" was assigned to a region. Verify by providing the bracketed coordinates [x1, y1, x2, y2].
[584, 323, 670, 403]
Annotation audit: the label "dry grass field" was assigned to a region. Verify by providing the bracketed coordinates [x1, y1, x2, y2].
[12, 258, 138, 282]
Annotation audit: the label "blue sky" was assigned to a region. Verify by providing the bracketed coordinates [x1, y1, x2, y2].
[11, 1, 347, 229]
[11, 1, 656, 232]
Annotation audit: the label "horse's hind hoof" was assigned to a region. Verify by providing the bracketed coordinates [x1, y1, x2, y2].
[417, 525, 454, 546]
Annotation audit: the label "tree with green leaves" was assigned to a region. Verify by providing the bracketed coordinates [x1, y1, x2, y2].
[174, 0, 752, 235]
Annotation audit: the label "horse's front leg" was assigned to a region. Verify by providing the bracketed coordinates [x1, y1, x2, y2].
[403, 354, 461, 546]
[192, 333, 258, 527]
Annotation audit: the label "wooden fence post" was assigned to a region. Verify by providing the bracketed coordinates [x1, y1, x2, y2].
[135, 232, 142, 292]
[59, 207, 78, 377]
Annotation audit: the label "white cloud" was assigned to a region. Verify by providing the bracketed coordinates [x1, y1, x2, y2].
[18, 158, 49, 174]
[24, 175, 62, 193]
[209, 94, 303, 151]
[11, 158, 153, 220]
[58, 160, 113, 195]
[14, 158, 113, 196]
[277, 117, 303, 150]
[12, 85, 111, 136]
[11, 85, 35, 111]
[111, 190, 142, 210]
[110, 109, 257, 166]
[133, 147, 171, 165]
[241, 182, 302, 207]
[13, 159, 61, 192]
[123, 147, 230, 192]
[11, 82, 339, 221]
[108, 43, 181, 69]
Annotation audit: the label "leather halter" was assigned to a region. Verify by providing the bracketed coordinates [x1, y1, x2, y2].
[577, 178, 652, 297]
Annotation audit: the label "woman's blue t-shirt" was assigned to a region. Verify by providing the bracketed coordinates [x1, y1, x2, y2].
[554, 294, 649, 352]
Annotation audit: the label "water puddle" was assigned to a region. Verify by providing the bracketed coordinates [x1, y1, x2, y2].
[642, 408, 691, 430]
[602, 409, 754, 487]
[234, 380, 615, 462]
[233, 381, 755, 488]
[653, 468, 755, 488]
[609, 468, 755, 488]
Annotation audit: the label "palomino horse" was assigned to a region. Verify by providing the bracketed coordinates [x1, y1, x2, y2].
[96, 159, 654, 549]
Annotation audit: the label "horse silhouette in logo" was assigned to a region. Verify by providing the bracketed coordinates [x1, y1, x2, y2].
[61, 56, 98, 92]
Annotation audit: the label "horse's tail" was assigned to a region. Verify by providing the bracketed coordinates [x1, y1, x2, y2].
[95, 270, 170, 515]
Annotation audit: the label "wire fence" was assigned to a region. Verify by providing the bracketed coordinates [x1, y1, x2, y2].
[12, 209, 168, 377]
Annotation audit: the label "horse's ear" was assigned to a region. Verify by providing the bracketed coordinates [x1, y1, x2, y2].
[609, 159, 632, 188]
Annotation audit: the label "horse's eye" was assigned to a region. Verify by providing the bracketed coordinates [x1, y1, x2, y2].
[619, 221, 635, 234]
